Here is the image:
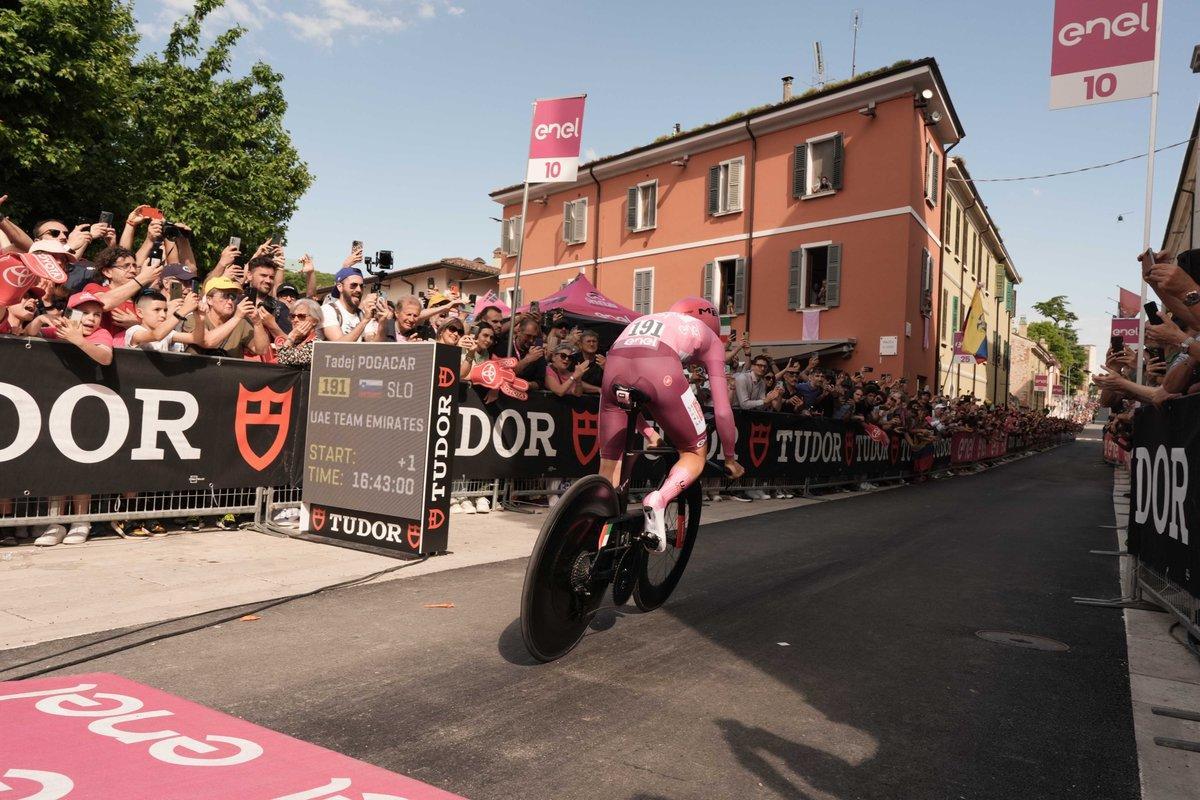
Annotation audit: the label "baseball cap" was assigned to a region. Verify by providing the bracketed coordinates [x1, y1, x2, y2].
[203, 276, 241, 295]
[68, 291, 104, 309]
[64, 260, 97, 294]
[426, 291, 450, 308]
[276, 284, 299, 298]
[162, 262, 197, 283]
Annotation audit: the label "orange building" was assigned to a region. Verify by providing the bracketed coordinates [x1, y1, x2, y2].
[490, 58, 964, 385]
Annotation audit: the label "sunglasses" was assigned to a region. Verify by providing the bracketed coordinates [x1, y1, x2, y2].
[40, 229, 68, 238]
[291, 313, 312, 320]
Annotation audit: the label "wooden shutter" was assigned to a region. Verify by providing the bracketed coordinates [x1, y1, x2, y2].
[512, 215, 522, 254]
[951, 296, 959, 331]
[644, 184, 656, 228]
[500, 218, 511, 255]
[707, 166, 720, 215]
[702, 261, 715, 303]
[928, 148, 940, 203]
[727, 159, 743, 212]
[787, 249, 802, 310]
[626, 187, 638, 230]
[792, 144, 807, 197]
[732, 258, 746, 314]
[825, 244, 842, 308]
[562, 202, 574, 243]
[573, 199, 587, 243]
[1006, 282, 1016, 314]
[831, 134, 845, 190]
[941, 289, 949, 338]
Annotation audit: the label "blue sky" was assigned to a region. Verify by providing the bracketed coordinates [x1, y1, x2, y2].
[133, 0, 1200, 353]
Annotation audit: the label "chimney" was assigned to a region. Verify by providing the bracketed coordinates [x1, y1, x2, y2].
[492, 247, 503, 269]
[673, 123, 681, 135]
[782, 75, 794, 101]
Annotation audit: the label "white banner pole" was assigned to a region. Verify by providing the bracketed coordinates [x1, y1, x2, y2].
[506, 101, 538, 358]
[1135, 0, 1163, 384]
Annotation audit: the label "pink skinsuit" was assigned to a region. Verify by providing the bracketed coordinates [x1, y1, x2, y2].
[597, 312, 738, 461]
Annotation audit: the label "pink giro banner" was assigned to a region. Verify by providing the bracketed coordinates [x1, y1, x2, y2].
[0, 673, 467, 800]
[526, 95, 586, 184]
[1049, 0, 1160, 109]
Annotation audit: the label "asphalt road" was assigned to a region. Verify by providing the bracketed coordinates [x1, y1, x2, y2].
[3, 439, 1139, 800]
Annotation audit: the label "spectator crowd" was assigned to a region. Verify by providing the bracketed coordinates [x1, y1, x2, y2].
[0, 197, 1083, 543]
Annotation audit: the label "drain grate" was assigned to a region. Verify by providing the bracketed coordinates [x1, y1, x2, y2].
[975, 630, 1070, 652]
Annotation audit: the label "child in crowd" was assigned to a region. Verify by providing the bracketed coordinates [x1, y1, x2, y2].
[123, 290, 203, 351]
[34, 292, 113, 545]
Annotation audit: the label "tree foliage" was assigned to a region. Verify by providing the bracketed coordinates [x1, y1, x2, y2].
[0, 0, 312, 272]
[1028, 294, 1089, 389]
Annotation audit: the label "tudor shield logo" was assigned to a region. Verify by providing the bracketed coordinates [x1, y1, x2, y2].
[572, 409, 600, 465]
[748, 423, 771, 468]
[234, 384, 293, 471]
[311, 506, 326, 531]
[843, 432, 855, 466]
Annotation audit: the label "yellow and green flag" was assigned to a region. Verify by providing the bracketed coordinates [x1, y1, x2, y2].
[960, 288, 988, 363]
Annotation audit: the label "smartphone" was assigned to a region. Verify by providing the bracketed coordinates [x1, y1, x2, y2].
[99, 211, 113, 226]
[1138, 247, 1156, 274]
[1110, 335, 1124, 352]
[168, 282, 184, 302]
[378, 288, 388, 301]
[530, 300, 541, 315]
[229, 236, 241, 250]
[1145, 301, 1163, 325]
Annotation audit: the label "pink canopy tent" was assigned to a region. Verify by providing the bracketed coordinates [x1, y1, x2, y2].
[518, 274, 640, 325]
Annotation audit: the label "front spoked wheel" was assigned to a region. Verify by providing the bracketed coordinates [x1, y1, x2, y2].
[633, 482, 702, 611]
[520, 474, 619, 662]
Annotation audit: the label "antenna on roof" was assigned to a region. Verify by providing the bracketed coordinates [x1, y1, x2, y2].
[850, 9, 862, 78]
[812, 41, 826, 89]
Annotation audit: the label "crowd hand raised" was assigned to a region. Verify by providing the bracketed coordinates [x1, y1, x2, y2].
[234, 297, 255, 319]
[54, 316, 85, 344]
[136, 263, 163, 287]
[225, 265, 246, 283]
[179, 291, 199, 316]
[1146, 262, 1200, 297]
[572, 360, 589, 379]
[146, 218, 164, 242]
[126, 207, 148, 227]
[1146, 317, 1186, 347]
[299, 254, 315, 274]
[252, 238, 274, 259]
[343, 243, 363, 268]
[288, 317, 315, 344]
[1145, 354, 1168, 377]
[594, 353, 606, 367]
[66, 223, 93, 254]
[459, 333, 476, 350]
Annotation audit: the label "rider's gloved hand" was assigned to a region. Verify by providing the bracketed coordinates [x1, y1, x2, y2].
[724, 458, 745, 480]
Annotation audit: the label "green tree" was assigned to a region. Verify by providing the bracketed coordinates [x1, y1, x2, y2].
[1028, 294, 1088, 391]
[0, 0, 312, 274]
[0, 0, 140, 224]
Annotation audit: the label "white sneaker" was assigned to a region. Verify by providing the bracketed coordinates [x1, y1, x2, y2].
[63, 522, 91, 545]
[474, 497, 491, 513]
[711, 493, 724, 502]
[34, 524, 67, 547]
[642, 496, 667, 553]
[461, 500, 477, 514]
[750, 489, 770, 500]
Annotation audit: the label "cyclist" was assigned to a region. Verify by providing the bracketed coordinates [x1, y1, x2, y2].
[598, 297, 745, 551]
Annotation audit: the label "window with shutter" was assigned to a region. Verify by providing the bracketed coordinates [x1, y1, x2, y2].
[642, 182, 657, 229]
[500, 218, 510, 255]
[707, 166, 720, 215]
[727, 158, 743, 212]
[994, 265, 1005, 297]
[732, 258, 746, 314]
[629, 181, 657, 231]
[626, 187, 638, 231]
[951, 296, 959, 331]
[702, 261, 715, 303]
[793, 144, 807, 197]
[788, 250, 802, 310]
[941, 289, 949, 339]
[831, 134, 844, 189]
[562, 202, 574, 244]
[572, 199, 587, 243]
[632, 269, 652, 315]
[825, 244, 842, 307]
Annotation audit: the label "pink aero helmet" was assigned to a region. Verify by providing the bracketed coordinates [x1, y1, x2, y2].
[668, 297, 720, 337]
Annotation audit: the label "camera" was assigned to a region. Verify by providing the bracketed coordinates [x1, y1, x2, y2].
[244, 286, 279, 314]
[376, 250, 394, 269]
[162, 221, 184, 241]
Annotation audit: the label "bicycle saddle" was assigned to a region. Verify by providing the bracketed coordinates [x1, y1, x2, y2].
[612, 384, 649, 409]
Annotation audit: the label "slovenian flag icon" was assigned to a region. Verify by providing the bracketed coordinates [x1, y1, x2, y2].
[358, 379, 384, 398]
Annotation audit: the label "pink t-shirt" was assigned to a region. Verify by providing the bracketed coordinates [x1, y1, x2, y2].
[41, 325, 114, 349]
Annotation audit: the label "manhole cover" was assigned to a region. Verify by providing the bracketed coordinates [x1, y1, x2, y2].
[975, 630, 1069, 652]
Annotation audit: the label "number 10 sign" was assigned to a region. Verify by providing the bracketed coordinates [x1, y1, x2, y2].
[527, 94, 587, 184]
[1049, 0, 1160, 109]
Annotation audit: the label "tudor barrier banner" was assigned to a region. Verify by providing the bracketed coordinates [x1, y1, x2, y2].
[452, 388, 962, 481]
[0, 337, 305, 497]
[1128, 401, 1200, 597]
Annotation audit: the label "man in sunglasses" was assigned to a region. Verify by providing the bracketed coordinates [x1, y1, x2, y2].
[321, 266, 385, 342]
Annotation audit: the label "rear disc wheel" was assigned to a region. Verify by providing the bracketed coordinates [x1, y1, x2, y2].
[520, 474, 618, 662]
